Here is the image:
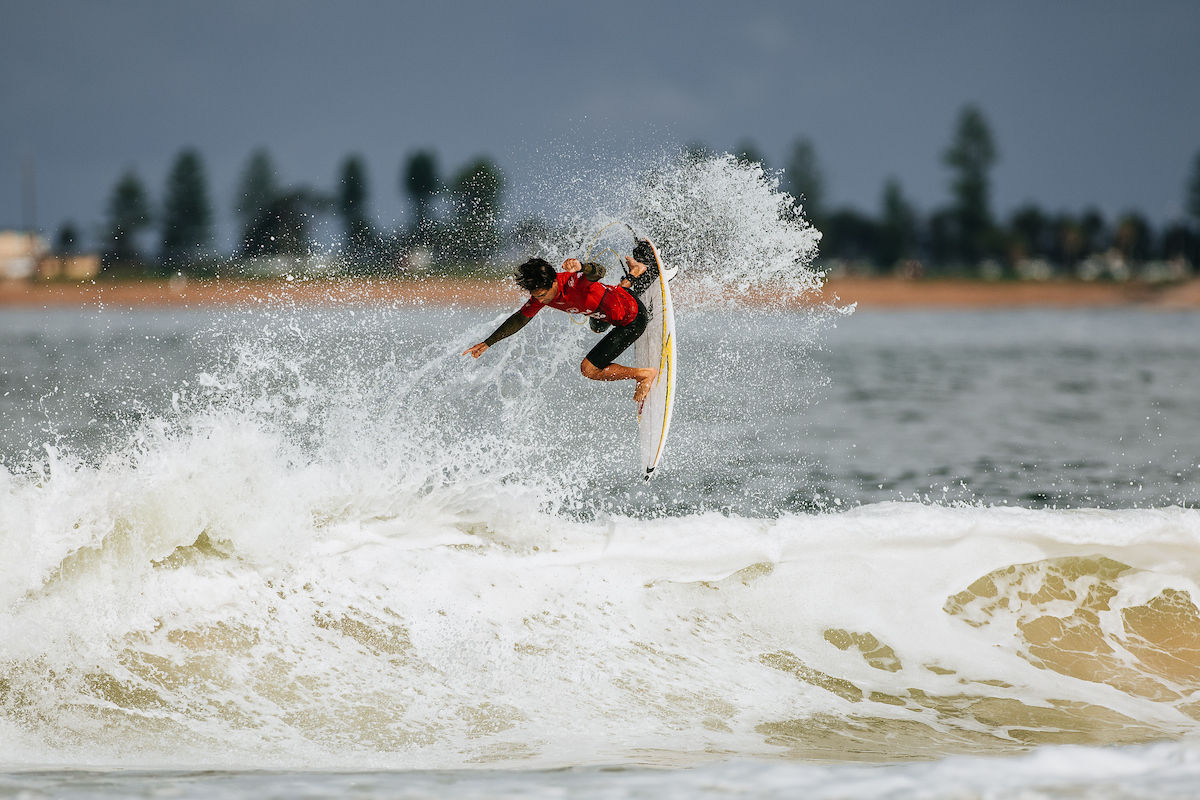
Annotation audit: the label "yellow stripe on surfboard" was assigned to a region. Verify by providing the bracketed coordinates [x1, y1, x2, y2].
[650, 331, 673, 468]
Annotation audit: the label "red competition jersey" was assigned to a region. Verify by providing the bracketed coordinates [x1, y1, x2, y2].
[519, 271, 639, 326]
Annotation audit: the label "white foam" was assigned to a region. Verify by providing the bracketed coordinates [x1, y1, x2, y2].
[5, 446, 1200, 769]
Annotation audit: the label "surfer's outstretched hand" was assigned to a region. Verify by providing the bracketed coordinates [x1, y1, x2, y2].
[634, 368, 658, 403]
[463, 342, 489, 358]
[562, 258, 582, 272]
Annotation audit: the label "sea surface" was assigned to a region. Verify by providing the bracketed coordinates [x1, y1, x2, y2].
[3, 157, 1200, 798]
[2, 303, 1199, 799]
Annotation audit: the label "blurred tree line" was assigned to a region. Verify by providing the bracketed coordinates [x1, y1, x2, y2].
[759, 106, 1200, 281]
[75, 106, 1200, 281]
[93, 146, 506, 277]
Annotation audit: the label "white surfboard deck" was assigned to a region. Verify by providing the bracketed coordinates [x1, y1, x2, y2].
[633, 238, 677, 481]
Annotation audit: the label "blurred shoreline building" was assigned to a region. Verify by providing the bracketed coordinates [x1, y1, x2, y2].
[0, 230, 99, 281]
[0, 230, 47, 280]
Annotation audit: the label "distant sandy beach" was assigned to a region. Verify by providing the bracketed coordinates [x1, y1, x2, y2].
[813, 277, 1200, 310]
[2, 276, 1199, 311]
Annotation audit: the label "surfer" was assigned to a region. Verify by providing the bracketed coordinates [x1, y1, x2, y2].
[463, 248, 659, 402]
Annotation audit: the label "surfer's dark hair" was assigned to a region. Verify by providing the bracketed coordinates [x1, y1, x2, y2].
[514, 258, 556, 292]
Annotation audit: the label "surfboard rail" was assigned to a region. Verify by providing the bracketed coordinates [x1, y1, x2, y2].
[634, 237, 677, 481]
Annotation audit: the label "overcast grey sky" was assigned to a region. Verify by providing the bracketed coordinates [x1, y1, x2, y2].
[3, 0, 1199, 250]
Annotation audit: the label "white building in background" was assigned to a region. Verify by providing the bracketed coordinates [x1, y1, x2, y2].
[36, 253, 101, 280]
[0, 230, 100, 281]
[0, 230, 49, 279]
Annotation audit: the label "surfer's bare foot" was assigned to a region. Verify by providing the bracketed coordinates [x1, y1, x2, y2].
[634, 368, 658, 403]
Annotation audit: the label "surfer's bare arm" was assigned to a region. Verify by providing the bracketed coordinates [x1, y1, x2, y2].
[619, 256, 648, 288]
[562, 258, 582, 273]
[463, 312, 531, 358]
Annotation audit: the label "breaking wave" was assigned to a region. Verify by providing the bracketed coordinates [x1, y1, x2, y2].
[3, 154, 1198, 773]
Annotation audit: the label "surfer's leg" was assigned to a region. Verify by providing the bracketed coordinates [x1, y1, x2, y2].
[580, 359, 658, 402]
[584, 304, 648, 369]
[581, 304, 652, 399]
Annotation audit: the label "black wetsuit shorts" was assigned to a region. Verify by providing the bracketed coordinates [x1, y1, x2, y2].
[585, 296, 649, 369]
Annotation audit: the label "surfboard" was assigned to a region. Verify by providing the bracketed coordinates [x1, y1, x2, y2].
[633, 238, 677, 481]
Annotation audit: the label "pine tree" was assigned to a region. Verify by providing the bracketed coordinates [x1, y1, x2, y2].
[943, 105, 998, 264]
[241, 191, 315, 258]
[235, 149, 279, 251]
[338, 154, 374, 260]
[403, 150, 440, 234]
[1114, 212, 1153, 263]
[1009, 204, 1051, 260]
[448, 157, 503, 263]
[56, 222, 79, 254]
[161, 148, 213, 271]
[877, 178, 918, 267]
[339, 154, 367, 221]
[1080, 208, 1109, 256]
[784, 138, 825, 226]
[1186, 149, 1200, 227]
[106, 170, 152, 264]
